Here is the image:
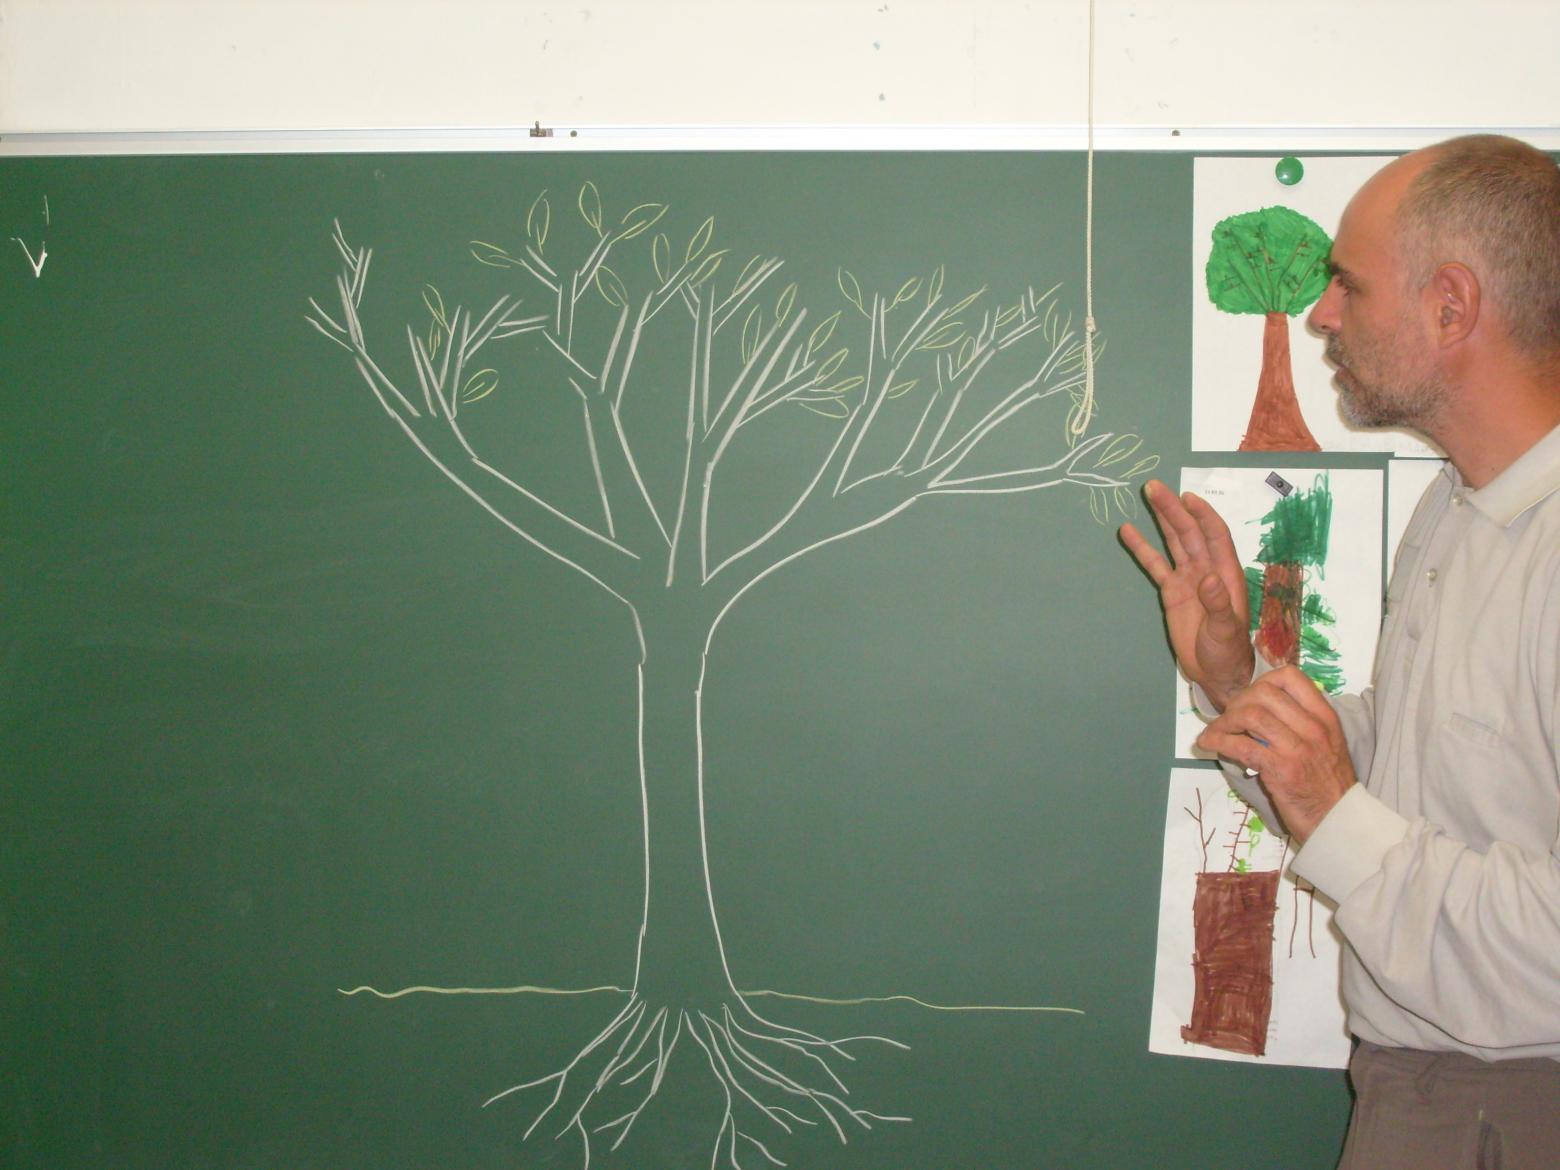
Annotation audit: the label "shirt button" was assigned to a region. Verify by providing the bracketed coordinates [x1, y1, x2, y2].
[1426, 568, 1438, 584]
[1452, 494, 1465, 506]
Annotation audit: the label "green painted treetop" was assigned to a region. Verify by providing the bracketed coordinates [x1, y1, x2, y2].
[1206, 205, 1333, 317]
[1256, 473, 1333, 567]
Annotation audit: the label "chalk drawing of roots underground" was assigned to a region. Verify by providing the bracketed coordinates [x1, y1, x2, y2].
[308, 184, 1155, 1168]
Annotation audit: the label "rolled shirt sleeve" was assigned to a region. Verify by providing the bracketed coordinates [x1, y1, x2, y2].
[1294, 791, 1560, 1054]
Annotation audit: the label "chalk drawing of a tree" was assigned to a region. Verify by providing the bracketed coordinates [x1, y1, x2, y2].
[307, 183, 1156, 1167]
[1206, 206, 1332, 452]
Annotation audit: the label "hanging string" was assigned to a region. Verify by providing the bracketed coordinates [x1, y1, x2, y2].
[1072, 0, 1098, 438]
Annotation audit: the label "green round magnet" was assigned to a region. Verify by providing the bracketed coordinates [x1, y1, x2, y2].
[1275, 156, 1305, 186]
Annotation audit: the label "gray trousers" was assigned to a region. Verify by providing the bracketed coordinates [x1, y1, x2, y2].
[1338, 1042, 1560, 1170]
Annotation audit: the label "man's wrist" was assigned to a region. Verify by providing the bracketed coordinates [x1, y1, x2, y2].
[1199, 667, 1255, 713]
[1291, 785, 1407, 905]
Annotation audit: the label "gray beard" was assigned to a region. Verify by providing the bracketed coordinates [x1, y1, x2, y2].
[1328, 345, 1445, 431]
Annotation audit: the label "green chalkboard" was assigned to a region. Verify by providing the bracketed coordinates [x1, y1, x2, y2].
[1, 151, 1350, 1169]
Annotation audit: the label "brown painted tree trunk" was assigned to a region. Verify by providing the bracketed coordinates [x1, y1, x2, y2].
[1238, 311, 1320, 452]
[1182, 870, 1282, 1056]
[1253, 561, 1304, 668]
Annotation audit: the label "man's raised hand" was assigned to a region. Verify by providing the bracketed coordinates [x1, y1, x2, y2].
[1120, 479, 1255, 711]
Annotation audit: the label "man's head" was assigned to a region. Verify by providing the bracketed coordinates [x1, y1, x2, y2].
[1397, 135, 1560, 359]
[1308, 136, 1560, 435]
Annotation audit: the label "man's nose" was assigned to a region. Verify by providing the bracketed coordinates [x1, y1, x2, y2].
[1308, 278, 1342, 335]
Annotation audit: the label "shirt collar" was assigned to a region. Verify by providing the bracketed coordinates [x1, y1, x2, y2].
[1465, 421, 1560, 528]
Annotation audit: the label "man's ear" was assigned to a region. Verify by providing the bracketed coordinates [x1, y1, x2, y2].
[1431, 262, 1480, 347]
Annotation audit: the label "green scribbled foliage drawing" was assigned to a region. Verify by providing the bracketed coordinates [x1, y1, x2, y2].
[1224, 790, 1269, 876]
[1244, 473, 1343, 693]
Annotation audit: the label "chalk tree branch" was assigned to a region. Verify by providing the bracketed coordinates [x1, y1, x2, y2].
[314, 215, 1145, 639]
[308, 225, 648, 594]
[705, 282, 1128, 601]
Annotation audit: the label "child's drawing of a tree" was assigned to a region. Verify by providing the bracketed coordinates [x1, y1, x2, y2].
[1176, 476, 1341, 1060]
[1244, 473, 1343, 691]
[1180, 788, 1281, 1057]
[307, 183, 1155, 1168]
[1205, 206, 1332, 452]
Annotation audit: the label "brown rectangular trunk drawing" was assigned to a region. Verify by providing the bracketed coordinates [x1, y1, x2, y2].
[1181, 870, 1282, 1056]
[1253, 560, 1304, 668]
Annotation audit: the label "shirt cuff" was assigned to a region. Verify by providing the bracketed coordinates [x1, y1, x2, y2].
[1291, 784, 1410, 904]
[1187, 653, 1270, 720]
[1188, 680, 1217, 721]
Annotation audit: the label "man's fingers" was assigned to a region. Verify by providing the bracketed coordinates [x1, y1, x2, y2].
[1142, 480, 1203, 568]
[1159, 492, 1212, 566]
[1259, 665, 1335, 717]
[1202, 700, 1281, 754]
[1195, 573, 1254, 652]
[1195, 725, 1268, 772]
[1119, 521, 1172, 586]
[1196, 571, 1234, 616]
[1183, 492, 1249, 616]
[1201, 667, 1356, 844]
[1194, 692, 1285, 768]
[1216, 674, 1325, 748]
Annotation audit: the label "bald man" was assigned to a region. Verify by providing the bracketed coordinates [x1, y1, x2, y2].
[1124, 136, 1560, 1168]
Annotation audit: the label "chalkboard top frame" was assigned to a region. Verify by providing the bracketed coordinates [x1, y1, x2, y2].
[3, 122, 1558, 157]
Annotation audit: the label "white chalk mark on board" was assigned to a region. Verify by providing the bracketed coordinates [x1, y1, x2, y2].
[743, 989, 1084, 1015]
[12, 237, 47, 278]
[338, 983, 630, 999]
[337, 982, 1084, 1014]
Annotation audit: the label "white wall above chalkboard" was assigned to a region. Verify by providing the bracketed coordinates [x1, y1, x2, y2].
[1, 1, 1557, 137]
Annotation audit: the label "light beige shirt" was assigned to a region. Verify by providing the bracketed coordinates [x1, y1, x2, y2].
[1267, 423, 1560, 1060]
